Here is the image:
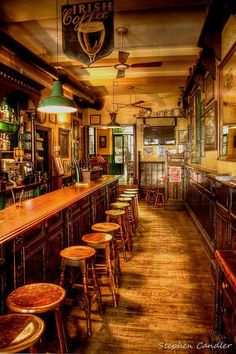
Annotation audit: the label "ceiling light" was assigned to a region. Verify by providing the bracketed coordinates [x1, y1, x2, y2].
[105, 81, 121, 127]
[140, 117, 150, 131]
[38, 80, 77, 113]
[107, 112, 120, 128]
[37, 0, 77, 114]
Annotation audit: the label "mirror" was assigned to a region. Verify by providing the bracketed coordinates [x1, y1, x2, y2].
[219, 41, 236, 159]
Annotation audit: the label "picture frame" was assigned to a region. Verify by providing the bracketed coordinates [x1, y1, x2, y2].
[90, 114, 101, 125]
[99, 135, 107, 148]
[52, 155, 64, 176]
[178, 130, 188, 144]
[38, 113, 46, 124]
[72, 140, 80, 159]
[62, 159, 69, 175]
[59, 128, 70, 157]
[205, 101, 217, 150]
[72, 117, 80, 140]
[49, 114, 57, 124]
[205, 73, 214, 106]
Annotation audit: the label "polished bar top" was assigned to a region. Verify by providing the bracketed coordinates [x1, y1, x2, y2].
[215, 250, 236, 292]
[0, 175, 120, 245]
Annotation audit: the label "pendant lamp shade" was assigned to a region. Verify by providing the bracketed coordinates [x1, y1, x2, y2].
[38, 80, 77, 114]
[107, 112, 120, 128]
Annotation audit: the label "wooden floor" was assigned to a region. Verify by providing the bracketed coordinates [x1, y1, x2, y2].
[54, 201, 215, 354]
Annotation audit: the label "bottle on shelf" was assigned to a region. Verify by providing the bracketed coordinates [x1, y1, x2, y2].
[2, 133, 7, 151]
[5, 134, 11, 151]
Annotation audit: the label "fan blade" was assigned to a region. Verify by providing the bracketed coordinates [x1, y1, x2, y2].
[131, 100, 145, 106]
[130, 61, 163, 68]
[116, 69, 125, 79]
[80, 65, 113, 69]
[118, 51, 130, 64]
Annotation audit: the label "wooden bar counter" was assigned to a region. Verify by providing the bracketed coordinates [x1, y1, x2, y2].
[213, 250, 236, 351]
[0, 175, 120, 312]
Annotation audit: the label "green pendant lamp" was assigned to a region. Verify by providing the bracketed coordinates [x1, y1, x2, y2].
[38, 0, 77, 114]
[38, 80, 77, 114]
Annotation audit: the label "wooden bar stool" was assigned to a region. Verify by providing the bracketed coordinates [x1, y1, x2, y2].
[6, 283, 67, 354]
[91, 222, 121, 288]
[59, 245, 103, 336]
[105, 209, 132, 260]
[119, 194, 136, 229]
[123, 190, 139, 224]
[0, 313, 44, 353]
[82, 232, 118, 307]
[112, 200, 135, 236]
[153, 188, 165, 207]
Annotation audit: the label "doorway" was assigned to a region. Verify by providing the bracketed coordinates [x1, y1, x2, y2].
[111, 126, 135, 184]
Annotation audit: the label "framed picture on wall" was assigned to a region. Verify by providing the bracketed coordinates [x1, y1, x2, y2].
[205, 73, 214, 106]
[178, 130, 188, 144]
[205, 101, 217, 150]
[99, 136, 106, 148]
[49, 114, 57, 124]
[72, 117, 80, 140]
[52, 155, 64, 176]
[90, 114, 101, 125]
[59, 128, 70, 157]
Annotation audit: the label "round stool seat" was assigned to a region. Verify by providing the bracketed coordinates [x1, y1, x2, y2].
[82, 232, 112, 245]
[124, 190, 138, 194]
[125, 188, 139, 192]
[92, 222, 120, 233]
[7, 283, 66, 314]
[60, 245, 95, 261]
[105, 209, 125, 217]
[110, 202, 129, 209]
[117, 197, 132, 202]
[0, 314, 44, 353]
[123, 193, 136, 197]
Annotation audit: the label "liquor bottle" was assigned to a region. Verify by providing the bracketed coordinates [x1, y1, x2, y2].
[2, 133, 7, 151]
[6, 134, 11, 151]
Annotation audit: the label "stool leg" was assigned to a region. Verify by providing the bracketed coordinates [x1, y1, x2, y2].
[59, 267, 65, 287]
[105, 244, 117, 307]
[54, 308, 68, 353]
[91, 257, 103, 315]
[82, 265, 92, 336]
[122, 214, 132, 255]
[111, 237, 121, 288]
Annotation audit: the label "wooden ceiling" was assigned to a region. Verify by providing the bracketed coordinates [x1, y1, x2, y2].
[0, 0, 210, 104]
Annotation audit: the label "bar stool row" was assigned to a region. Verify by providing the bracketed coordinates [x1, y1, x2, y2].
[0, 188, 139, 353]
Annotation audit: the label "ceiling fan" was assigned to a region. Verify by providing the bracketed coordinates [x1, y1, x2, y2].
[114, 27, 163, 79]
[76, 27, 163, 78]
[118, 85, 151, 109]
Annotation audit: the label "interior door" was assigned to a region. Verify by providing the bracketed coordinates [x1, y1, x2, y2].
[112, 135, 124, 175]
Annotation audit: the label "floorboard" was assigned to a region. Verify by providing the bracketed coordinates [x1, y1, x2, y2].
[53, 201, 215, 354]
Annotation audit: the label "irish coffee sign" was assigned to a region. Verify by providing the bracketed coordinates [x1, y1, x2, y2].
[62, 1, 114, 66]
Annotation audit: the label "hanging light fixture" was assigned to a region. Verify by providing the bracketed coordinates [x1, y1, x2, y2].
[140, 117, 150, 130]
[105, 81, 120, 128]
[37, 0, 77, 114]
[107, 112, 120, 127]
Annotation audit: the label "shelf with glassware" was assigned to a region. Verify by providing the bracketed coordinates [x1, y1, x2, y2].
[0, 97, 19, 158]
[0, 109, 47, 208]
